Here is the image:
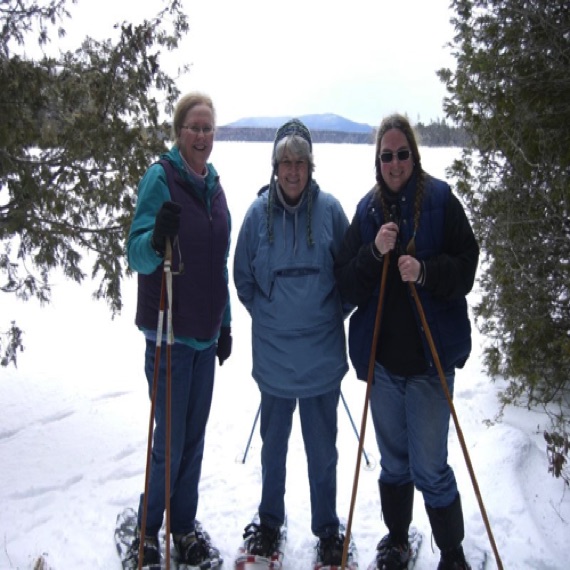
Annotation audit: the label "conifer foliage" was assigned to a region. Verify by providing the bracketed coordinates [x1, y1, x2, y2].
[0, 0, 189, 365]
[438, 1, 570, 441]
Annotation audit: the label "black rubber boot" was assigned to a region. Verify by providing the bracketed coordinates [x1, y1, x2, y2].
[426, 494, 471, 569]
[373, 482, 415, 569]
[379, 481, 414, 545]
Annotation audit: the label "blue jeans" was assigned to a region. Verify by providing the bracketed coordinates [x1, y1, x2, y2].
[258, 389, 340, 537]
[369, 363, 458, 509]
[137, 340, 216, 535]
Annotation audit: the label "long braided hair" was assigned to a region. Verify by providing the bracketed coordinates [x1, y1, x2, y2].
[373, 114, 426, 255]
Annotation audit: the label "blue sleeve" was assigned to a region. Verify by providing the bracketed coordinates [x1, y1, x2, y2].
[233, 204, 258, 315]
[127, 163, 172, 274]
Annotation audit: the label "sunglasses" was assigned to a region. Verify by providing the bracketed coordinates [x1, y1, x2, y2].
[379, 149, 411, 163]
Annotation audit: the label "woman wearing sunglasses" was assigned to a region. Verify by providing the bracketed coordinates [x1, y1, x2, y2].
[334, 114, 479, 570]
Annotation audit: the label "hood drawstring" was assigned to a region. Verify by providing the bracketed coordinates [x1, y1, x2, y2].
[266, 178, 315, 252]
[276, 182, 303, 254]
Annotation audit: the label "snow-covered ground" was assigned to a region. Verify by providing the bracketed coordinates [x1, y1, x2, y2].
[1, 143, 568, 569]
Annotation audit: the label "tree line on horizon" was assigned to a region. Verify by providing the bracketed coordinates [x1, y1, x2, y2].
[214, 120, 469, 148]
[1, 0, 568, 483]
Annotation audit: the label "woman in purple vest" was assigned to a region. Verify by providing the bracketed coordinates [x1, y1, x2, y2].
[334, 114, 479, 570]
[125, 92, 231, 568]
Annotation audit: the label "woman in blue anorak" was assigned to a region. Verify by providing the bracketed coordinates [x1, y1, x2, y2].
[233, 119, 350, 567]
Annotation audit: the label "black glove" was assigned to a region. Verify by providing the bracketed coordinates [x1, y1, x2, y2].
[151, 201, 181, 255]
[216, 326, 232, 366]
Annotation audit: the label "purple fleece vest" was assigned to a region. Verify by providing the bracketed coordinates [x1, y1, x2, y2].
[135, 160, 229, 340]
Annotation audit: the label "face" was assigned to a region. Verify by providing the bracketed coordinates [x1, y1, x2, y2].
[178, 104, 215, 174]
[379, 128, 414, 193]
[277, 150, 309, 204]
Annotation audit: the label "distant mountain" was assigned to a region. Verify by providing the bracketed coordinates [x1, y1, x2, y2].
[216, 115, 466, 146]
[223, 113, 373, 134]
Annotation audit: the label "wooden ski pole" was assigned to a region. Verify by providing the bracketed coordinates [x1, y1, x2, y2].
[138, 250, 168, 570]
[407, 281, 503, 570]
[341, 253, 390, 569]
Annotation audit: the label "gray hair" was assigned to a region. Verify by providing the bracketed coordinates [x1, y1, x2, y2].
[272, 135, 315, 173]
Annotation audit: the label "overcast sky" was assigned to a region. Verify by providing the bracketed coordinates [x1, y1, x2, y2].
[67, 0, 457, 127]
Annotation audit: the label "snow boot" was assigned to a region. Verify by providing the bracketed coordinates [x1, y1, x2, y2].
[173, 528, 211, 566]
[425, 494, 471, 570]
[317, 532, 345, 566]
[437, 545, 471, 569]
[373, 481, 414, 569]
[124, 528, 160, 568]
[373, 533, 411, 569]
[242, 521, 282, 558]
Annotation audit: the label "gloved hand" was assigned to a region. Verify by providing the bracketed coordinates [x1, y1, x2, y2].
[216, 326, 232, 366]
[151, 201, 181, 255]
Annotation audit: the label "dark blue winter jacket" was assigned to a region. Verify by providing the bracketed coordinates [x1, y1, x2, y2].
[334, 173, 479, 380]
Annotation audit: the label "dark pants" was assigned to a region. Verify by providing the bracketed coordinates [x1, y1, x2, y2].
[258, 388, 340, 537]
[138, 339, 216, 535]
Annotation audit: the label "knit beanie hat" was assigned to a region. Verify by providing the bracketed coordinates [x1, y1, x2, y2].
[272, 118, 313, 171]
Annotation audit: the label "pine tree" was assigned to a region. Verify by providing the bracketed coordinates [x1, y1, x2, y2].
[438, 1, 570, 432]
[1, 0, 188, 365]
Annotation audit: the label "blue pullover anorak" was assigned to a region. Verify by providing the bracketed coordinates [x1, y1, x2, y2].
[233, 181, 349, 398]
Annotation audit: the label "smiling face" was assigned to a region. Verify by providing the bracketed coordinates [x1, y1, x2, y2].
[178, 104, 215, 174]
[276, 149, 310, 204]
[379, 128, 414, 193]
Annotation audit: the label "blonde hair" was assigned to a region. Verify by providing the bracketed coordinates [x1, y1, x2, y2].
[171, 92, 216, 144]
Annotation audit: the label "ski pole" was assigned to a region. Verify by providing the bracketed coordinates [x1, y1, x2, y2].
[407, 281, 503, 570]
[342, 252, 391, 569]
[340, 390, 372, 468]
[164, 238, 174, 570]
[138, 246, 169, 570]
[241, 402, 261, 464]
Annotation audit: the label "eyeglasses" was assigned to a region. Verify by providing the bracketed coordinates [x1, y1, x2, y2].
[379, 149, 411, 163]
[181, 125, 214, 135]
